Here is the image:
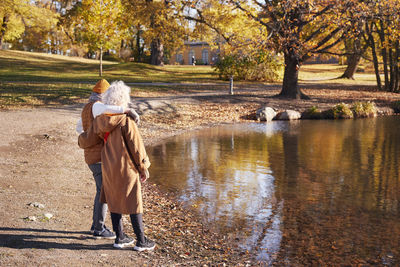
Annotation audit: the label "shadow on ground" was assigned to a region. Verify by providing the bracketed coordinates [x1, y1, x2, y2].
[0, 227, 114, 250]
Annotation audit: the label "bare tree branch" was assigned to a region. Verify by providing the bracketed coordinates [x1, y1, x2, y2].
[311, 27, 342, 51]
[182, 11, 233, 44]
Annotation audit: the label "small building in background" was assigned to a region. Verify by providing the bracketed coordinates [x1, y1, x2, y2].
[170, 41, 218, 65]
[1, 42, 12, 50]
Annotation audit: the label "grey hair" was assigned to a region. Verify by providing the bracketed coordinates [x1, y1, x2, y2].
[101, 81, 131, 108]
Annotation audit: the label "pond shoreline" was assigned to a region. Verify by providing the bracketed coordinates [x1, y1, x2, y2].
[136, 96, 399, 264]
[136, 90, 400, 264]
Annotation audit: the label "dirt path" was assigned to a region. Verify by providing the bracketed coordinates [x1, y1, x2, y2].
[1, 88, 399, 266]
[0, 105, 122, 266]
[0, 97, 254, 266]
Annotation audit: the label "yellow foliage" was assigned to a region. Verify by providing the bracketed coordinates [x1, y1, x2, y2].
[0, 0, 57, 43]
[79, 0, 124, 51]
[122, 0, 188, 54]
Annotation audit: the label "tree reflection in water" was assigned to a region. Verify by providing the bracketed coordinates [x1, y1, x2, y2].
[147, 117, 400, 265]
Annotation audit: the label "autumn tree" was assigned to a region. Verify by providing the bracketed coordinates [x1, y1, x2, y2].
[363, 0, 400, 92]
[336, 0, 399, 84]
[183, 0, 355, 98]
[330, 0, 400, 88]
[0, 0, 57, 48]
[123, 0, 188, 65]
[181, 0, 261, 46]
[44, 0, 79, 54]
[148, 0, 166, 65]
[230, 0, 356, 99]
[62, 0, 125, 76]
[337, 1, 368, 80]
[339, 38, 364, 79]
[182, 0, 270, 77]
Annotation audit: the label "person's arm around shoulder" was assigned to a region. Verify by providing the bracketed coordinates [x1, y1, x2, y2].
[92, 102, 124, 117]
[93, 102, 140, 124]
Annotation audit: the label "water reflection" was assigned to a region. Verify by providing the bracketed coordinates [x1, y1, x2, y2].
[147, 117, 400, 265]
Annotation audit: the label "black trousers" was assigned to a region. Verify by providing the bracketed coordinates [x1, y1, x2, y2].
[110, 212, 145, 243]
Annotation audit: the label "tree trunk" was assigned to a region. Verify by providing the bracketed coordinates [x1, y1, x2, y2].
[389, 47, 394, 92]
[136, 25, 142, 62]
[395, 41, 400, 92]
[381, 46, 389, 91]
[340, 39, 362, 79]
[366, 22, 382, 91]
[278, 51, 308, 99]
[0, 15, 9, 49]
[371, 41, 382, 90]
[150, 38, 164, 66]
[371, 41, 382, 91]
[379, 20, 389, 91]
[146, 0, 164, 66]
[99, 47, 103, 77]
[341, 53, 361, 79]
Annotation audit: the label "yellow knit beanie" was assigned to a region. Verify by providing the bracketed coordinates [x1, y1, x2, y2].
[92, 79, 110, 94]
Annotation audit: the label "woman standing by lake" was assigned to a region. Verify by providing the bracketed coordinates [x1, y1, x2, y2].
[90, 81, 155, 251]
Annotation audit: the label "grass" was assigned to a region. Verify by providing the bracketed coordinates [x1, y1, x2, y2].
[0, 50, 220, 108]
[0, 50, 387, 109]
[0, 82, 92, 108]
[301, 102, 378, 120]
[299, 63, 379, 85]
[323, 103, 354, 119]
[351, 101, 377, 118]
[0, 50, 217, 83]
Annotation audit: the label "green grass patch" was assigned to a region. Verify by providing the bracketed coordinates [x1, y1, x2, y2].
[0, 50, 386, 109]
[0, 50, 221, 108]
[0, 82, 221, 108]
[351, 101, 377, 118]
[0, 82, 91, 108]
[302, 102, 378, 120]
[0, 50, 218, 83]
[1, 50, 379, 84]
[299, 63, 379, 85]
[322, 103, 354, 119]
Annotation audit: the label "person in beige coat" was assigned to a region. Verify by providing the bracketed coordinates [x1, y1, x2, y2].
[77, 79, 140, 239]
[88, 80, 155, 250]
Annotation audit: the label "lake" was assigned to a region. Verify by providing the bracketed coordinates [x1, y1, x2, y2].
[147, 117, 400, 265]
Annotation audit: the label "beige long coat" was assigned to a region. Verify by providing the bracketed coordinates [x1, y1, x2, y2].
[90, 114, 150, 214]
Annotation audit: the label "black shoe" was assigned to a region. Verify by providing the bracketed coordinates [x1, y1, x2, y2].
[134, 237, 156, 251]
[90, 224, 109, 234]
[113, 235, 134, 249]
[93, 228, 116, 240]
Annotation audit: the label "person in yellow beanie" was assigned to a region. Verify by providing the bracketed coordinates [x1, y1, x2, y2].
[76, 79, 140, 133]
[92, 78, 110, 94]
[76, 79, 140, 239]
